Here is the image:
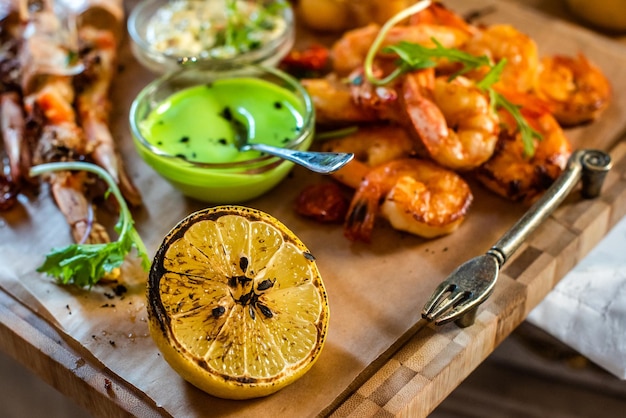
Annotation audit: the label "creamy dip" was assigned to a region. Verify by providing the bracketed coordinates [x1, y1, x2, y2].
[145, 0, 288, 59]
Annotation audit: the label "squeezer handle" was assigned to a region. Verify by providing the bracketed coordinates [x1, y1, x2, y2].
[488, 149, 612, 267]
[423, 149, 613, 329]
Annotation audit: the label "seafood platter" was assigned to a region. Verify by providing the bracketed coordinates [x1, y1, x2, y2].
[1, 0, 626, 416]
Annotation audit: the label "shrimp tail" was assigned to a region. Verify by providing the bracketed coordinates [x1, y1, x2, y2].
[1, 91, 29, 184]
[50, 171, 110, 244]
[344, 183, 381, 242]
[401, 70, 448, 155]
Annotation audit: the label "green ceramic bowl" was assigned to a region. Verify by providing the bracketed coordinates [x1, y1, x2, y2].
[130, 65, 314, 203]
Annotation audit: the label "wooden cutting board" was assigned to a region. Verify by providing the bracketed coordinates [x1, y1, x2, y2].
[1, 1, 626, 417]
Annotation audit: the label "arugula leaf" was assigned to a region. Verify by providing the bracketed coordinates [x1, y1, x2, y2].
[29, 162, 150, 288]
[493, 92, 543, 157]
[384, 39, 492, 80]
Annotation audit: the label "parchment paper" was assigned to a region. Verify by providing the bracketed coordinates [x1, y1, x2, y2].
[2, 1, 626, 416]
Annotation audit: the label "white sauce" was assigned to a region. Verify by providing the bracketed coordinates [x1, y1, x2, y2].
[145, 0, 287, 59]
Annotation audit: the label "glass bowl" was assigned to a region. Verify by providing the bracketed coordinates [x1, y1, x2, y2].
[129, 65, 315, 203]
[127, 0, 295, 74]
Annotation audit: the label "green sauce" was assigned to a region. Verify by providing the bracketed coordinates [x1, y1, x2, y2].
[140, 77, 305, 164]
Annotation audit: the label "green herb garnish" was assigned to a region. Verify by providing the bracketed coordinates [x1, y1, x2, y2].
[384, 39, 492, 80]
[223, 0, 286, 53]
[29, 162, 150, 288]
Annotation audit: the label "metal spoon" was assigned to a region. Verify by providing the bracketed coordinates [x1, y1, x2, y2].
[230, 111, 354, 174]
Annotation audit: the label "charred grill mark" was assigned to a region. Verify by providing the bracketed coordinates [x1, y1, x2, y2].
[257, 278, 274, 291]
[228, 271, 275, 320]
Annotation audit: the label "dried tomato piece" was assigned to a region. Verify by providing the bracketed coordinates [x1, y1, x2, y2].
[280, 44, 330, 73]
[295, 182, 349, 223]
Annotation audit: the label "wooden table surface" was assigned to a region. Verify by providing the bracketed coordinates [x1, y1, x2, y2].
[1, 1, 626, 417]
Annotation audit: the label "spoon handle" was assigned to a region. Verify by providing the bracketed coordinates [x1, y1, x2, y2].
[245, 143, 354, 174]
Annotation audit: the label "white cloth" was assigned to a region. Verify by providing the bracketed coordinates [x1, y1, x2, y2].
[528, 216, 626, 379]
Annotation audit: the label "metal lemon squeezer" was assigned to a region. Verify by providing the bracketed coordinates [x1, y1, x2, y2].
[422, 149, 613, 328]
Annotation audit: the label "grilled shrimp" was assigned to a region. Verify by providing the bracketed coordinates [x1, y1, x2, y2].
[1, 92, 28, 181]
[475, 105, 572, 205]
[534, 53, 611, 127]
[322, 125, 416, 168]
[301, 75, 380, 125]
[331, 19, 471, 76]
[75, 25, 142, 206]
[22, 3, 110, 244]
[321, 125, 417, 188]
[463, 24, 539, 93]
[402, 69, 499, 171]
[1, 2, 29, 192]
[343, 158, 473, 242]
[303, 66, 406, 125]
[407, 2, 477, 35]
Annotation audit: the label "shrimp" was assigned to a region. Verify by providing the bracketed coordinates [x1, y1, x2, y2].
[1, 92, 28, 183]
[301, 75, 380, 125]
[48, 170, 110, 244]
[321, 124, 417, 188]
[401, 69, 500, 171]
[22, 3, 110, 244]
[331, 20, 471, 76]
[1, 2, 30, 189]
[322, 125, 416, 168]
[475, 106, 572, 205]
[407, 2, 477, 35]
[343, 158, 473, 242]
[75, 25, 142, 206]
[533, 53, 611, 127]
[463, 24, 539, 93]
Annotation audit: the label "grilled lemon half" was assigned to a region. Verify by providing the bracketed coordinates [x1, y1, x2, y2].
[147, 205, 329, 399]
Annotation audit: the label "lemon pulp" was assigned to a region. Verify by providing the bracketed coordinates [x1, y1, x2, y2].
[147, 205, 329, 399]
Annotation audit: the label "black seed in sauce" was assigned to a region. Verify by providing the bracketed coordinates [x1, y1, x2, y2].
[175, 153, 186, 159]
[220, 106, 233, 121]
[249, 305, 256, 320]
[274, 101, 283, 109]
[217, 138, 227, 145]
[179, 136, 190, 143]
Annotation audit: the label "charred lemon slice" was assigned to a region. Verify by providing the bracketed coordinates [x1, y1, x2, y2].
[147, 205, 329, 399]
